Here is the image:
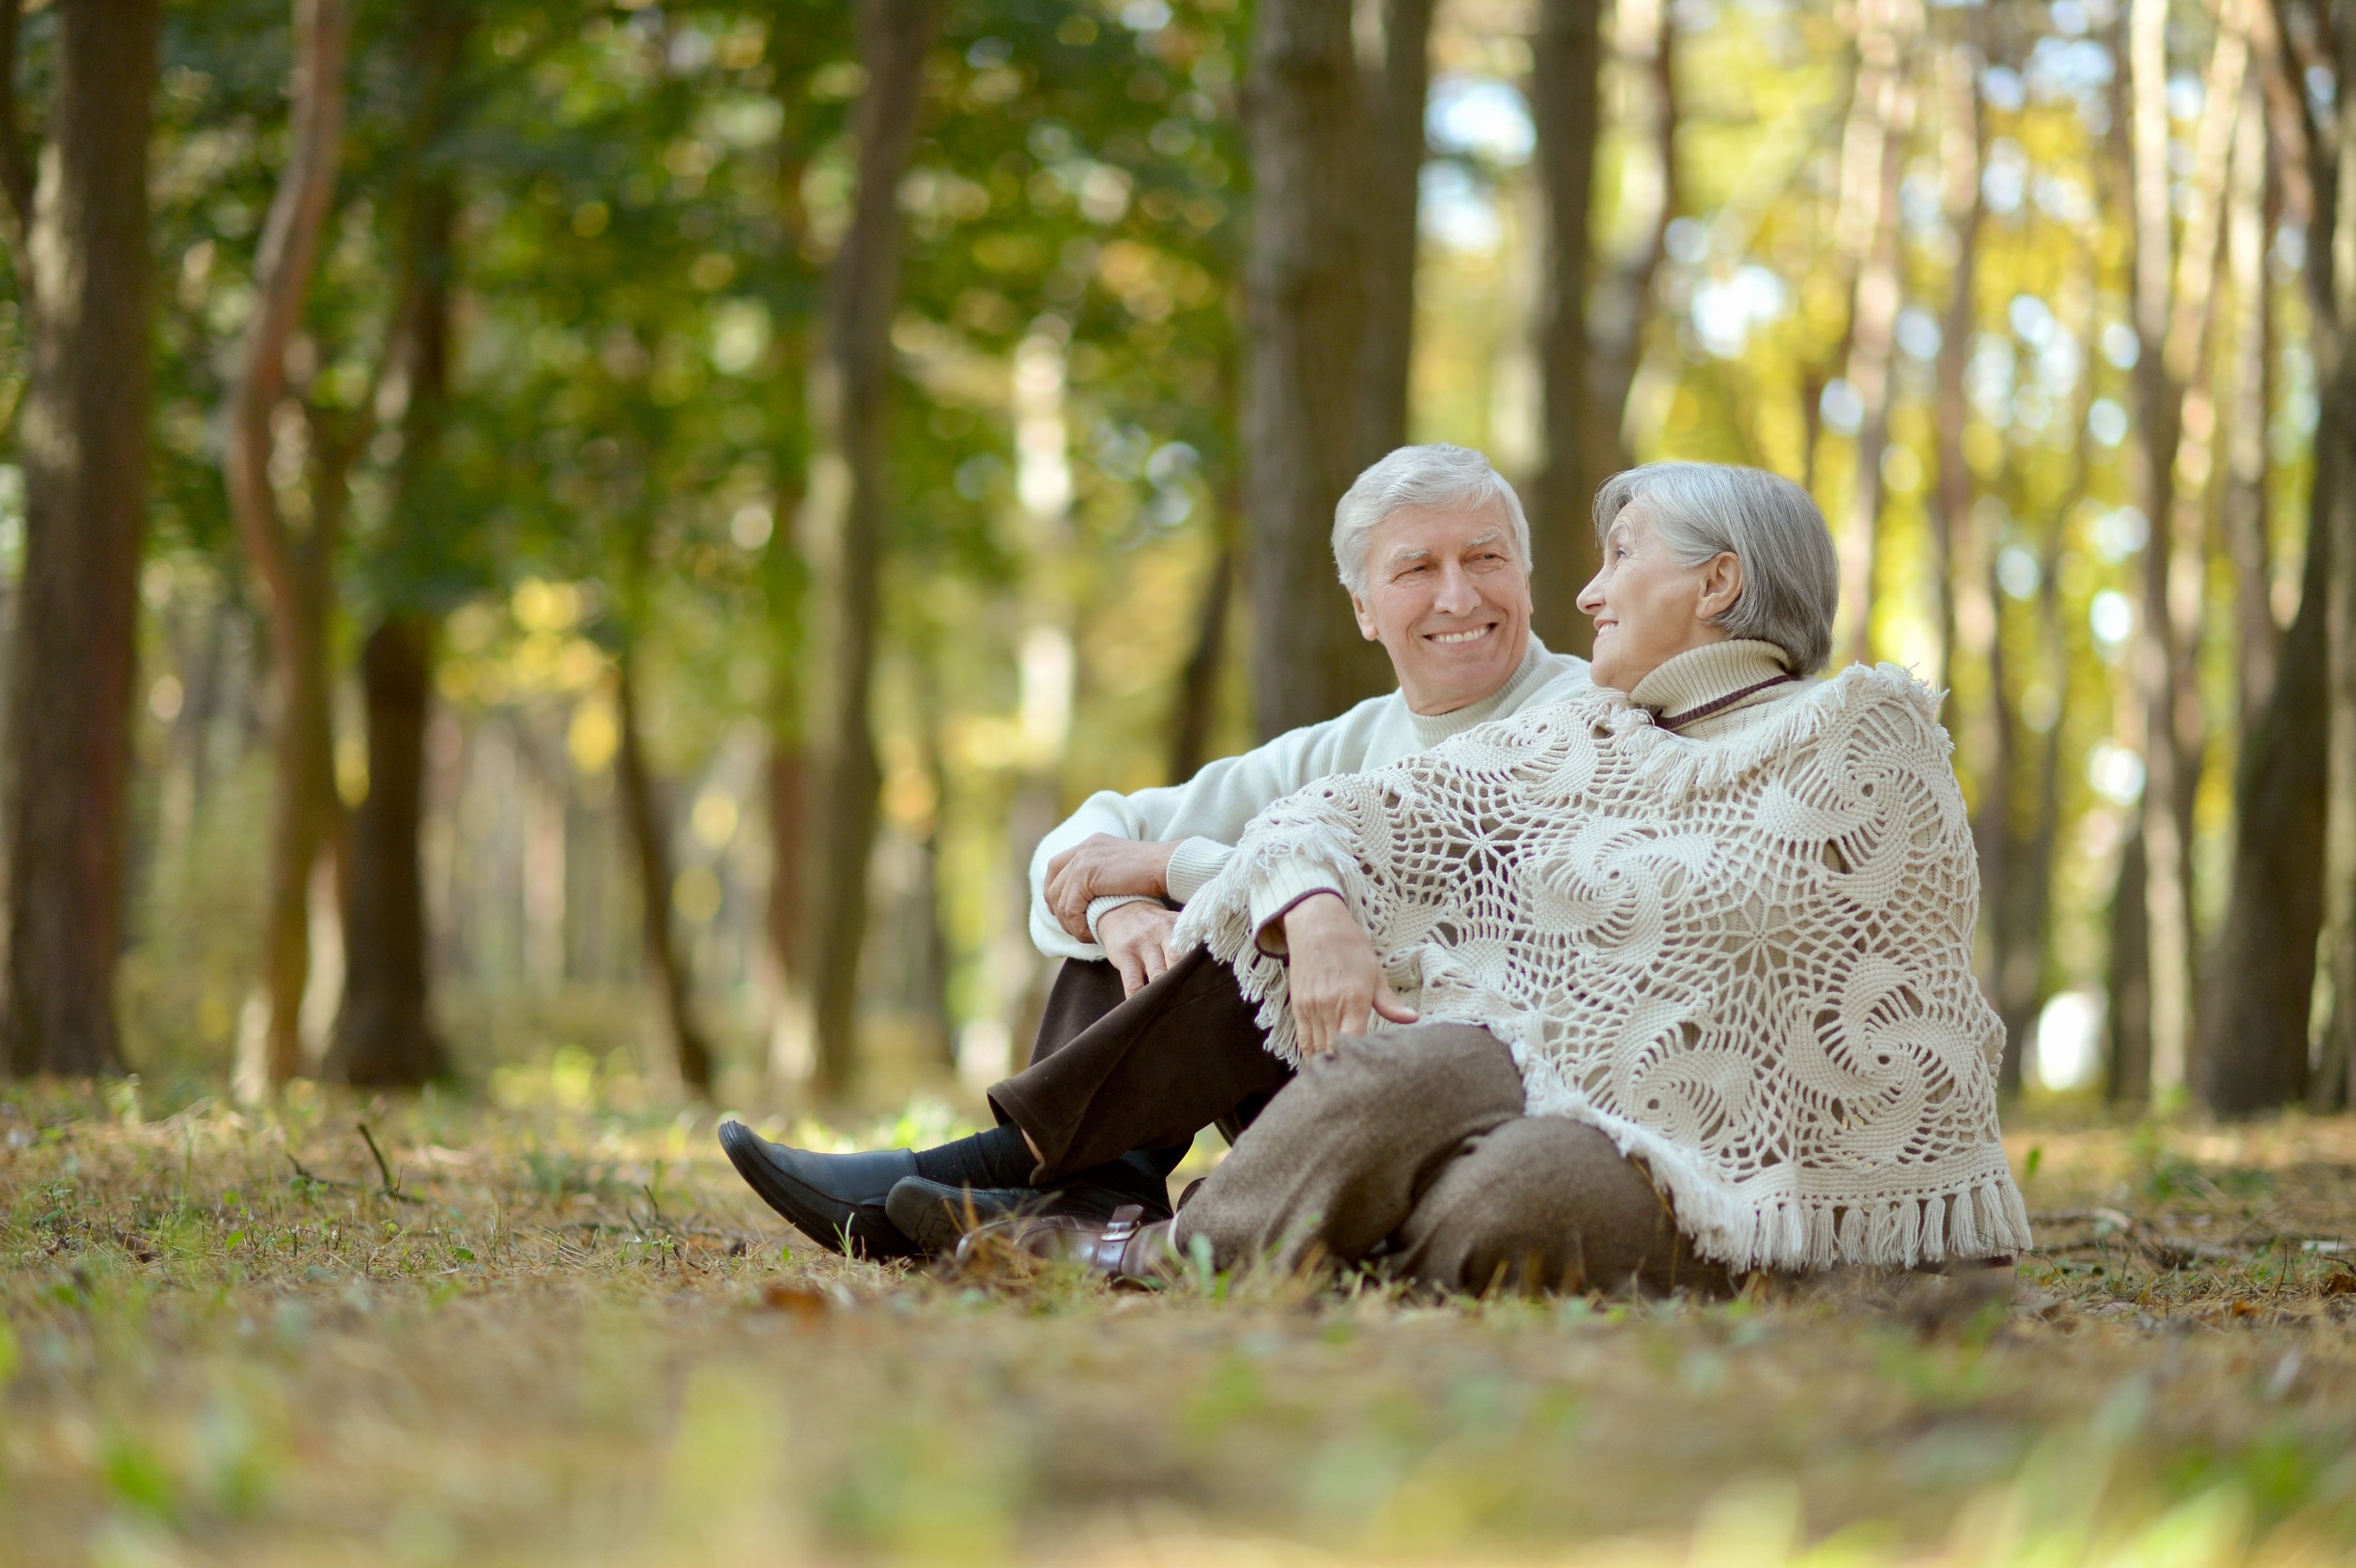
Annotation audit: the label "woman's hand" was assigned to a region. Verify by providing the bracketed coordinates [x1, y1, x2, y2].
[1279, 892, 1417, 1057]
[1045, 835, 1180, 940]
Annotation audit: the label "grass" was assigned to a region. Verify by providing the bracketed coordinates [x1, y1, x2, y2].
[2, 1070, 2353, 1567]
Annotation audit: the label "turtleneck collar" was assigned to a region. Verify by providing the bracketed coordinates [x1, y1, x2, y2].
[1406, 633, 1551, 748]
[1629, 639, 1798, 731]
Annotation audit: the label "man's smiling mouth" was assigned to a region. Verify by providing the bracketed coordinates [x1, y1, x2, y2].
[1428, 625, 1493, 645]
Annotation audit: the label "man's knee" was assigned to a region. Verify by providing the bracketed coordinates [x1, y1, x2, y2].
[1406, 1116, 1726, 1298]
[1293, 1023, 1522, 1130]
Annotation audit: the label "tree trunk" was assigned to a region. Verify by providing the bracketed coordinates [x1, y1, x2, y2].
[1831, 0, 1917, 667]
[806, 0, 937, 1099]
[226, 0, 352, 1088]
[1243, 0, 1390, 738]
[1526, 0, 1605, 651]
[1166, 538, 1234, 781]
[2106, 824, 2153, 1104]
[327, 615, 446, 1087]
[1351, 0, 1433, 468]
[330, 5, 466, 1088]
[0, 1, 160, 1077]
[612, 649, 714, 1095]
[2222, 69, 2278, 722]
[1930, 18, 1985, 719]
[2190, 0, 2329, 1115]
[1582, 0, 1677, 511]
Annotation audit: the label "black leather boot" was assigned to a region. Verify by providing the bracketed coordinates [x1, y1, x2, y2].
[717, 1121, 923, 1260]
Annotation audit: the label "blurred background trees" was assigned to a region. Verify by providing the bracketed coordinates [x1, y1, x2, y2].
[0, 0, 2348, 1118]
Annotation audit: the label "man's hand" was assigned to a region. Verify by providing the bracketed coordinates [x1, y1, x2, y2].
[1045, 835, 1181, 940]
[1280, 892, 1417, 1057]
[1098, 901, 1182, 997]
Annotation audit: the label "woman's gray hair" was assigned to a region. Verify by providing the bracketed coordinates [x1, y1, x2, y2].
[1332, 443, 1531, 594]
[1593, 462, 1841, 674]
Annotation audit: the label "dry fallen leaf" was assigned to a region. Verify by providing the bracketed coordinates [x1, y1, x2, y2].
[759, 1282, 830, 1321]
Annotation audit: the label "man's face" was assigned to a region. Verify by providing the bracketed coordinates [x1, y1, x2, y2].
[1349, 500, 1534, 715]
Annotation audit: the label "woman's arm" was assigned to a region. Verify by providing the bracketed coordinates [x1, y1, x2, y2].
[1279, 892, 1417, 1056]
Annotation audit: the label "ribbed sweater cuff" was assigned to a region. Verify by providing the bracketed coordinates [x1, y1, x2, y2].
[1084, 894, 1155, 946]
[1164, 837, 1232, 904]
[1247, 858, 1349, 955]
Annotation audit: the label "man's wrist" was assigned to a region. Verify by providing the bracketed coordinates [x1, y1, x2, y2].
[1086, 893, 1158, 946]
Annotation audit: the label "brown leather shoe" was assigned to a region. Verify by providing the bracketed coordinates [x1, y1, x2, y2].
[954, 1203, 1179, 1286]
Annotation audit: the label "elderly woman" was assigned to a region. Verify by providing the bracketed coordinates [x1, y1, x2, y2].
[993, 461, 2027, 1294]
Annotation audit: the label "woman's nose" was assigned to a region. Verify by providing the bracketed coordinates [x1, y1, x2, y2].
[1576, 572, 1605, 613]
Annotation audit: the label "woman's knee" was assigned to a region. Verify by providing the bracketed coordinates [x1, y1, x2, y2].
[1295, 1022, 1522, 1126]
[1405, 1117, 1726, 1298]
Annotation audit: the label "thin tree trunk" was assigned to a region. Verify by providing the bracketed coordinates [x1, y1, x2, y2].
[2106, 825, 2153, 1103]
[612, 648, 714, 1094]
[1167, 538, 1234, 782]
[1929, 18, 1983, 709]
[806, 0, 937, 1098]
[329, 7, 466, 1087]
[760, 43, 819, 1082]
[2311, 0, 2356, 1111]
[1832, 0, 1916, 667]
[1527, 0, 1606, 651]
[2223, 70, 2279, 721]
[1583, 0, 1678, 507]
[328, 615, 446, 1086]
[226, 0, 352, 1088]
[1244, 0, 1389, 738]
[1352, 0, 1433, 467]
[0, 0, 160, 1077]
[2193, 0, 2330, 1113]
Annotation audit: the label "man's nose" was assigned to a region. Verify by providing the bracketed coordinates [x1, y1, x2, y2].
[1432, 562, 1480, 614]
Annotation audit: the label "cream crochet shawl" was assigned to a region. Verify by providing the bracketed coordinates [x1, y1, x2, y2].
[1173, 663, 2032, 1274]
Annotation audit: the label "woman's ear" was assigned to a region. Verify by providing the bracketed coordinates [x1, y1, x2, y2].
[1697, 552, 1744, 620]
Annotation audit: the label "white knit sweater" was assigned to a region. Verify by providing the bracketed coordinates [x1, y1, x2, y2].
[1025, 635, 1591, 960]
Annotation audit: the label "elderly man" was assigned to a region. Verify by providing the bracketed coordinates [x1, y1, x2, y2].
[717, 443, 1589, 1257]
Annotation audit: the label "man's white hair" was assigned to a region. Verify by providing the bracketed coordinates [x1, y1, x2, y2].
[1331, 444, 1532, 595]
[1593, 462, 1841, 675]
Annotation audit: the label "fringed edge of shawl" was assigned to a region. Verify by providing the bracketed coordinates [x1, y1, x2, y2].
[1518, 1069, 2034, 1272]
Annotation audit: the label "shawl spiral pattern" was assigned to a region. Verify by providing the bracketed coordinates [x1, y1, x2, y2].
[1174, 664, 2032, 1273]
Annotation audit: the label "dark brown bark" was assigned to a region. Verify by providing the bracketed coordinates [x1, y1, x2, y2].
[228, 0, 352, 1087]
[612, 650, 715, 1095]
[327, 616, 447, 1087]
[1582, 9, 1678, 514]
[1351, 0, 1434, 467]
[2196, 478, 2328, 1113]
[1525, 0, 1605, 652]
[807, 0, 937, 1098]
[2195, 0, 2333, 1114]
[2106, 824, 2153, 1104]
[1166, 539, 1234, 782]
[1242, 0, 1390, 738]
[1, 1, 161, 1077]
[329, 7, 466, 1088]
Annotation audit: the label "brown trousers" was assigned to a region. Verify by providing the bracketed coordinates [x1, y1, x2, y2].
[987, 946, 1293, 1182]
[990, 952, 1723, 1297]
[1178, 1023, 1730, 1297]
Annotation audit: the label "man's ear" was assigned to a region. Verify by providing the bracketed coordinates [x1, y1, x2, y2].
[1349, 591, 1382, 641]
[1697, 552, 1743, 620]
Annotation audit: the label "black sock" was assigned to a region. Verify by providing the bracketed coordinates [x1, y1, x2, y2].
[911, 1123, 1035, 1189]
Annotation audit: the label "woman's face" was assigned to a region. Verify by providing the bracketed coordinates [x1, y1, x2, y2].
[1576, 505, 1743, 693]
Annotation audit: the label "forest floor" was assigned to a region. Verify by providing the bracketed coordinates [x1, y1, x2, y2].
[2, 1073, 2354, 1568]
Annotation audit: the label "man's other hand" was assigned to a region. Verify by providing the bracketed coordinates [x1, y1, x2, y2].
[1280, 892, 1417, 1057]
[1046, 834, 1180, 940]
[1098, 902, 1182, 997]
